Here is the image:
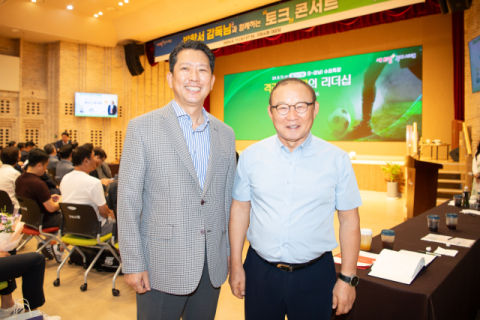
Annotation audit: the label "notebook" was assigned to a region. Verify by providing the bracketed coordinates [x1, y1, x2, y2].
[368, 249, 425, 285]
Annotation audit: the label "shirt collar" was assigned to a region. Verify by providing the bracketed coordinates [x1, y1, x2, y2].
[172, 99, 209, 125]
[275, 132, 313, 154]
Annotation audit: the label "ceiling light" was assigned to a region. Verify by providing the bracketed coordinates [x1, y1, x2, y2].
[67, 5, 73, 10]
[124, 0, 129, 3]
[98, 12, 103, 15]
[31, 0, 36, 2]
[118, 2, 123, 5]
[94, 14, 98, 17]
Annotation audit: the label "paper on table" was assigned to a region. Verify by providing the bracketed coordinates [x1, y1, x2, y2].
[421, 234, 453, 244]
[460, 209, 480, 216]
[447, 237, 475, 248]
[368, 249, 425, 285]
[334, 251, 379, 269]
[434, 247, 458, 257]
[448, 200, 455, 206]
[399, 250, 437, 266]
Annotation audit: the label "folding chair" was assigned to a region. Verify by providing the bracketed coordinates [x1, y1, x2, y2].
[0, 190, 14, 214]
[0, 282, 8, 291]
[54, 203, 120, 292]
[15, 196, 68, 254]
[110, 208, 122, 296]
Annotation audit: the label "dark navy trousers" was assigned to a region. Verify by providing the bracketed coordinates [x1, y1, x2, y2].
[244, 246, 336, 320]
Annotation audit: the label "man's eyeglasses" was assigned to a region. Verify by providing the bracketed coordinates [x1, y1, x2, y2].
[271, 102, 314, 115]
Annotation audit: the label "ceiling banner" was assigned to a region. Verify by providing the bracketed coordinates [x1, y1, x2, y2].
[154, 0, 424, 62]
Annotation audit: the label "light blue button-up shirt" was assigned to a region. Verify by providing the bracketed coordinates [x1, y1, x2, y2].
[172, 100, 210, 190]
[233, 133, 362, 263]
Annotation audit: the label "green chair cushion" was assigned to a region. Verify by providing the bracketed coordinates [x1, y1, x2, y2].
[62, 233, 112, 246]
[0, 281, 8, 290]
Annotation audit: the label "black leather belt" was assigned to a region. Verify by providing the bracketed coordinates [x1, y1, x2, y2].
[262, 251, 329, 272]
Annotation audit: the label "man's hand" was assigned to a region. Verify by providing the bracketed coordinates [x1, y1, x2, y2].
[0, 251, 11, 258]
[51, 194, 62, 203]
[101, 178, 112, 186]
[229, 263, 246, 299]
[124, 271, 151, 294]
[332, 279, 356, 315]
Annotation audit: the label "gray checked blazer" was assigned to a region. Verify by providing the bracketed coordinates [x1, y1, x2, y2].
[117, 101, 236, 295]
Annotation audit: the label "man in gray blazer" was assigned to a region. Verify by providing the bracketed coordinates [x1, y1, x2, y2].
[118, 40, 236, 320]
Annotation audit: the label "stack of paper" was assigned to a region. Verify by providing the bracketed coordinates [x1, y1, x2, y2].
[368, 249, 425, 285]
[421, 234, 476, 248]
[434, 247, 458, 257]
[334, 251, 379, 270]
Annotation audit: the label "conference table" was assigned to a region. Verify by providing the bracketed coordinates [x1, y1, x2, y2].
[333, 202, 480, 320]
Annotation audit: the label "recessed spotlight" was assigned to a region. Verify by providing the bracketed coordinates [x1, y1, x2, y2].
[118, 2, 123, 5]
[124, 0, 129, 3]
[94, 14, 98, 17]
[67, 5, 73, 10]
[98, 12, 103, 15]
[31, 0, 36, 2]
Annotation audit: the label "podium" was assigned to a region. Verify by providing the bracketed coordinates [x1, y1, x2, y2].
[405, 156, 443, 219]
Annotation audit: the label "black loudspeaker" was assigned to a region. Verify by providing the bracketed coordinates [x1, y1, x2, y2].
[124, 44, 145, 76]
[439, 0, 473, 13]
[450, 147, 460, 162]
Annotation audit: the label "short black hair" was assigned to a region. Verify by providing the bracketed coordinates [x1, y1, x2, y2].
[44, 144, 55, 155]
[71, 141, 78, 149]
[169, 40, 215, 73]
[72, 144, 94, 166]
[58, 144, 73, 159]
[269, 78, 317, 106]
[93, 147, 106, 159]
[61, 132, 69, 137]
[28, 148, 49, 167]
[17, 143, 25, 150]
[1, 147, 19, 166]
[25, 141, 36, 148]
[8, 141, 16, 147]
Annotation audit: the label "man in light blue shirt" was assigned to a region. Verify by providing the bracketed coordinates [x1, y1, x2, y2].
[229, 78, 362, 320]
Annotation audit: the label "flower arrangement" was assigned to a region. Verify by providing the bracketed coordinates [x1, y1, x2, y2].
[0, 206, 16, 233]
[0, 206, 24, 251]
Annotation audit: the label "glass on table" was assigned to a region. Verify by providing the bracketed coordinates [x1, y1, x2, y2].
[360, 229, 373, 251]
[381, 229, 395, 250]
[427, 215, 440, 232]
[446, 213, 458, 230]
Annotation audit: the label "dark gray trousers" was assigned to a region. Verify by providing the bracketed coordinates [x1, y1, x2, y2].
[137, 251, 221, 320]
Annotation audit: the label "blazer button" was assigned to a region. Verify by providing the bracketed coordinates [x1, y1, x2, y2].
[201, 200, 205, 205]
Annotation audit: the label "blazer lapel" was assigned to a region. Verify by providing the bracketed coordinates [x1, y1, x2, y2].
[162, 104, 201, 191]
[201, 120, 220, 198]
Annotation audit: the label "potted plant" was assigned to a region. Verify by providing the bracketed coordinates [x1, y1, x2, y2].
[382, 163, 402, 199]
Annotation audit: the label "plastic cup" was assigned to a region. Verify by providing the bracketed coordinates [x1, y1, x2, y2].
[381, 229, 395, 249]
[469, 199, 477, 209]
[446, 213, 458, 230]
[454, 195, 462, 207]
[360, 229, 373, 251]
[427, 215, 440, 232]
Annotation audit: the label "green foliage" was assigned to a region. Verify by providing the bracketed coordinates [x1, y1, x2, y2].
[382, 162, 402, 183]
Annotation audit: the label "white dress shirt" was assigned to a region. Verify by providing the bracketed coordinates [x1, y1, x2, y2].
[0, 164, 21, 214]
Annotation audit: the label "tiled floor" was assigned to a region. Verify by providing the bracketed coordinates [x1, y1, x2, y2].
[11, 191, 406, 319]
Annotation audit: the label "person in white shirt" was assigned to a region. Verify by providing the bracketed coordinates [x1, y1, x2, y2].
[60, 143, 114, 236]
[472, 141, 480, 196]
[0, 147, 21, 214]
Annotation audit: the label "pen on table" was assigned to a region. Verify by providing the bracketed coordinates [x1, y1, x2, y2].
[417, 250, 441, 256]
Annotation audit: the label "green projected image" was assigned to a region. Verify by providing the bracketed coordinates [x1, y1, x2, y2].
[224, 46, 422, 141]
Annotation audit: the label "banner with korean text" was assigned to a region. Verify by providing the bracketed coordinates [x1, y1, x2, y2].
[154, 0, 424, 62]
[224, 46, 423, 141]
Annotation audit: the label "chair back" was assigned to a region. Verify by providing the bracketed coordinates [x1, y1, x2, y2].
[47, 169, 56, 182]
[16, 196, 44, 229]
[59, 203, 100, 239]
[0, 190, 14, 214]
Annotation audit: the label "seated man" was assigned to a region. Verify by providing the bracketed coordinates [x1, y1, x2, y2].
[60, 144, 114, 237]
[0, 147, 21, 214]
[7, 141, 16, 147]
[44, 143, 59, 171]
[15, 148, 63, 261]
[0, 251, 46, 317]
[55, 144, 74, 183]
[20, 141, 35, 163]
[16, 143, 25, 166]
[93, 147, 113, 179]
[55, 132, 71, 152]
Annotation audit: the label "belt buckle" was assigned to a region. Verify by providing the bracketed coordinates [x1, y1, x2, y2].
[277, 263, 293, 272]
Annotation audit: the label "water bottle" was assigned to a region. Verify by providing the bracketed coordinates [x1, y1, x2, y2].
[462, 186, 470, 208]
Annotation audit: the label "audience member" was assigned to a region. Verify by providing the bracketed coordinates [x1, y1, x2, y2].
[55, 144, 74, 183]
[71, 141, 78, 150]
[0, 251, 46, 317]
[44, 144, 59, 171]
[20, 141, 35, 163]
[15, 148, 63, 261]
[93, 147, 113, 179]
[16, 143, 25, 165]
[61, 144, 115, 237]
[0, 147, 21, 214]
[13, 149, 22, 174]
[7, 141, 16, 147]
[55, 132, 71, 151]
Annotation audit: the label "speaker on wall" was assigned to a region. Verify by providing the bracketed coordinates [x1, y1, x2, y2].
[124, 43, 145, 76]
[438, 0, 473, 14]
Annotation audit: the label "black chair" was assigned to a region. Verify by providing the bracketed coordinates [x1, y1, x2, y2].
[55, 203, 120, 292]
[110, 208, 122, 296]
[0, 190, 14, 215]
[47, 169, 58, 184]
[15, 196, 68, 254]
